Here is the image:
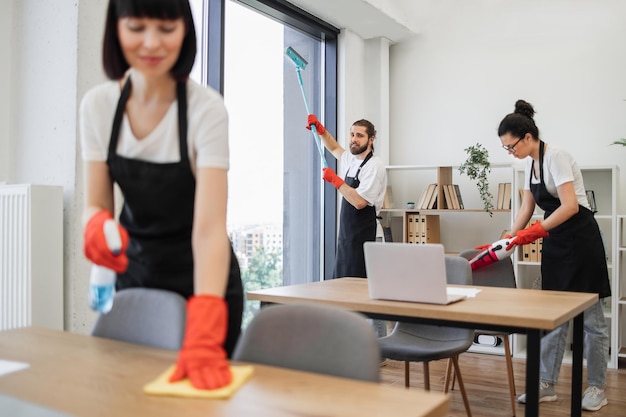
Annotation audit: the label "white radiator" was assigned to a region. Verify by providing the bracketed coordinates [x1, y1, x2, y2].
[0, 184, 63, 330]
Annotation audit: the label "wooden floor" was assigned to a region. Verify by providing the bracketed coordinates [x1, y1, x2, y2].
[380, 353, 626, 417]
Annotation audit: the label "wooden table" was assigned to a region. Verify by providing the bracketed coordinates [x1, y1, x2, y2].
[248, 278, 599, 417]
[0, 327, 449, 417]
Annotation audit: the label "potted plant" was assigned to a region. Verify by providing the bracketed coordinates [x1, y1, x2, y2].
[458, 143, 495, 216]
[610, 139, 626, 146]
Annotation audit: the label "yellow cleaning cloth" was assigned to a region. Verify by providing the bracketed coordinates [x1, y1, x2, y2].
[143, 365, 254, 399]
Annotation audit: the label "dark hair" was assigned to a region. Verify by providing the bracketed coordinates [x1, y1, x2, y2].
[497, 99, 540, 140]
[102, 0, 197, 81]
[352, 119, 377, 152]
[352, 119, 377, 138]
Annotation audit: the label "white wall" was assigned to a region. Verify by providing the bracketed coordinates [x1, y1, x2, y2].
[389, 0, 626, 210]
[0, 0, 13, 182]
[337, 31, 390, 165]
[337, 30, 366, 145]
[4, 0, 107, 334]
[11, 2, 78, 188]
[364, 37, 391, 165]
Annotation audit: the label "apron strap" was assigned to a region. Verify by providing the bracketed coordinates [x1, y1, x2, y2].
[176, 81, 190, 170]
[529, 140, 546, 189]
[108, 78, 132, 160]
[348, 150, 374, 182]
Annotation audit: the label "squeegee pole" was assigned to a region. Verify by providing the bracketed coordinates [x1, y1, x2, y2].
[295, 68, 328, 168]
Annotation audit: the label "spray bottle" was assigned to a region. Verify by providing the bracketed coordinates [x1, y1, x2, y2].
[88, 219, 122, 313]
[469, 236, 517, 271]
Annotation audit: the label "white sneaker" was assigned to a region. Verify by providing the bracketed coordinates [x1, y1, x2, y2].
[582, 386, 608, 411]
[517, 381, 557, 404]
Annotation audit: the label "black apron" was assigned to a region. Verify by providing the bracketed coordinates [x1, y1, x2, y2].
[333, 151, 376, 278]
[530, 141, 610, 298]
[107, 78, 243, 355]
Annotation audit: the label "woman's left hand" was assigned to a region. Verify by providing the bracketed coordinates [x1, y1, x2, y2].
[508, 222, 548, 249]
[169, 295, 232, 389]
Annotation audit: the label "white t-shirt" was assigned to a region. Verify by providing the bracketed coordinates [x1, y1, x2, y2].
[523, 145, 590, 209]
[339, 151, 387, 212]
[80, 79, 229, 174]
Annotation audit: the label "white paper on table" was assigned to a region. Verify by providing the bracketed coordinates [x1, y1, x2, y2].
[447, 287, 482, 298]
[0, 359, 29, 376]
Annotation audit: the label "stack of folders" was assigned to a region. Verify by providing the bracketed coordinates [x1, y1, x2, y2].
[406, 214, 440, 244]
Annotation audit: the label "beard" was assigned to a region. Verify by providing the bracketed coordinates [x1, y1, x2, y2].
[350, 142, 368, 155]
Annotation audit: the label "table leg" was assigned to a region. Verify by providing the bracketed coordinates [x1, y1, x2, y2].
[570, 313, 584, 417]
[525, 329, 540, 417]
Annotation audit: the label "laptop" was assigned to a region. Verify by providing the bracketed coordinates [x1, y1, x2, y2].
[363, 242, 467, 305]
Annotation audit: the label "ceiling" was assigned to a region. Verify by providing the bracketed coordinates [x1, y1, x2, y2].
[285, 0, 422, 42]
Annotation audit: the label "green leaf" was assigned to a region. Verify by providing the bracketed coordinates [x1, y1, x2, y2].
[458, 143, 495, 216]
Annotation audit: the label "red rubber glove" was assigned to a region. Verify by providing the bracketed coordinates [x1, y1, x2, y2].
[169, 295, 232, 390]
[83, 210, 129, 273]
[474, 243, 491, 251]
[306, 114, 326, 135]
[507, 222, 548, 250]
[323, 167, 345, 189]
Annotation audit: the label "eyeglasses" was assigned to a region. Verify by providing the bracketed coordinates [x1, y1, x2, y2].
[502, 136, 524, 152]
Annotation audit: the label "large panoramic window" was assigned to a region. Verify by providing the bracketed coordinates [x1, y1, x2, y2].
[192, 0, 338, 325]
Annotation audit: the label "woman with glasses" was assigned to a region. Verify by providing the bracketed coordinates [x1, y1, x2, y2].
[499, 99, 610, 411]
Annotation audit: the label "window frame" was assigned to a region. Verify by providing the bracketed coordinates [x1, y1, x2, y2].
[205, 0, 339, 280]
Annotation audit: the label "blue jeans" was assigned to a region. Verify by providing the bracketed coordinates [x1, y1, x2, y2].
[540, 300, 609, 388]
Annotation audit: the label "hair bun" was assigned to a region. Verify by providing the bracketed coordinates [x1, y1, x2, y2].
[514, 100, 535, 119]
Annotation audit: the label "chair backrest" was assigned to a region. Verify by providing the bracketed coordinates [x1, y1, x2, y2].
[458, 249, 516, 288]
[232, 303, 381, 382]
[91, 288, 187, 350]
[444, 255, 473, 286]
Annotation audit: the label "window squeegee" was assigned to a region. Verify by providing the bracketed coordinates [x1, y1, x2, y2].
[285, 46, 328, 168]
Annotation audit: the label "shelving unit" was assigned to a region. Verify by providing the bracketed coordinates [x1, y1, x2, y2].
[511, 165, 620, 368]
[380, 164, 512, 254]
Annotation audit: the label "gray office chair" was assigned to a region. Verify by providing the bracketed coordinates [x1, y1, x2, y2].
[459, 248, 517, 416]
[233, 303, 381, 382]
[378, 255, 474, 417]
[91, 288, 187, 350]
